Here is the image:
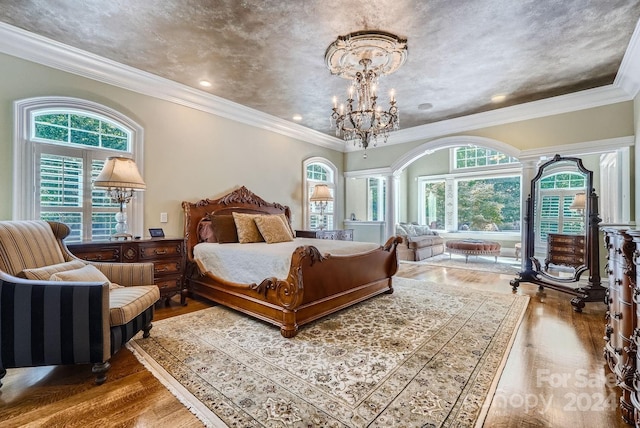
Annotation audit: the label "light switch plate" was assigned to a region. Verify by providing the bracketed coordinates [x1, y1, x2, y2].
[160, 212, 168, 223]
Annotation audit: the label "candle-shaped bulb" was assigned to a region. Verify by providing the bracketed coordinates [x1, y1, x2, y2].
[332, 96, 337, 108]
[390, 89, 396, 102]
[348, 85, 354, 98]
[339, 104, 344, 114]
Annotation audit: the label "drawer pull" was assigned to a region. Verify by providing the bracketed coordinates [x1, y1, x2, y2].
[155, 249, 167, 255]
[615, 278, 623, 285]
[614, 312, 623, 320]
[156, 267, 169, 273]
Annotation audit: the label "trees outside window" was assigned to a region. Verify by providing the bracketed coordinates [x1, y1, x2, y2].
[457, 176, 521, 231]
[14, 97, 143, 242]
[421, 181, 445, 230]
[418, 146, 521, 234]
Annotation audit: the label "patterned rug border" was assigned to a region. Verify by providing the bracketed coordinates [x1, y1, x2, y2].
[129, 277, 529, 427]
[127, 341, 227, 427]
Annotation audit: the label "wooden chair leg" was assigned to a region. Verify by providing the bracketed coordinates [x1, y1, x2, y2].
[142, 322, 153, 338]
[92, 361, 111, 385]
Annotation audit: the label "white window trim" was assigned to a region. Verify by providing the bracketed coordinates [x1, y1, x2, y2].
[302, 157, 338, 230]
[451, 146, 519, 171]
[417, 167, 522, 234]
[367, 177, 386, 221]
[13, 96, 145, 237]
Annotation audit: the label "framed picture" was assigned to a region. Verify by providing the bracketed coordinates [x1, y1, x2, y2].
[149, 228, 165, 238]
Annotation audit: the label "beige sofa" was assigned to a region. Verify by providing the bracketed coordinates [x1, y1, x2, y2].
[395, 223, 445, 261]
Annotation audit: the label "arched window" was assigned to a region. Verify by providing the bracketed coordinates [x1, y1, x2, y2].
[417, 146, 521, 233]
[14, 97, 144, 242]
[454, 146, 519, 169]
[303, 158, 337, 230]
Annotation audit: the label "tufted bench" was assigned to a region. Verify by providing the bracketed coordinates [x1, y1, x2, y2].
[445, 239, 502, 263]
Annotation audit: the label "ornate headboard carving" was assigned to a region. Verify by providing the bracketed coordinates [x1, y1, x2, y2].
[182, 186, 291, 261]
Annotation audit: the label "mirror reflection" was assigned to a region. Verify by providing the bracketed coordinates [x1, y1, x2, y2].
[531, 159, 588, 282]
[511, 153, 605, 312]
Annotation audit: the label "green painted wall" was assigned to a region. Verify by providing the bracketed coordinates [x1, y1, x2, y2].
[0, 53, 342, 236]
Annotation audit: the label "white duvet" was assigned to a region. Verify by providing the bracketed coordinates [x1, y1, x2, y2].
[193, 238, 380, 284]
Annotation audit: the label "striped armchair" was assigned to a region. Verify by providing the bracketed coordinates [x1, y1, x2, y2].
[0, 220, 160, 386]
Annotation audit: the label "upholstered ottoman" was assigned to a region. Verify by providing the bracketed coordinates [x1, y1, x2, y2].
[445, 239, 502, 263]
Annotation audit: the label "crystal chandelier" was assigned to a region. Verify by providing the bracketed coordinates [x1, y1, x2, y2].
[326, 31, 407, 158]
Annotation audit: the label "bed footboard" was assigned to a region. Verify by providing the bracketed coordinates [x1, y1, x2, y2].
[188, 236, 401, 337]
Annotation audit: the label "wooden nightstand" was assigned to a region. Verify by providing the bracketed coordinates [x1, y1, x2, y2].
[295, 229, 354, 241]
[544, 233, 585, 271]
[67, 237, 187, 306]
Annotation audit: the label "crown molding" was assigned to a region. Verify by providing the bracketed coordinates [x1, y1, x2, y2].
[0, 22, 344, 151]
[517, 135, 635, 162]
[0, 21, 637, 154]
[375, 84, 633, 149]
[615, 17, 640, 98]
[344, 167, 393, 178]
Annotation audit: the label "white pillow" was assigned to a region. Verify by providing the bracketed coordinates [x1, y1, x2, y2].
[50, 264, 122, 289]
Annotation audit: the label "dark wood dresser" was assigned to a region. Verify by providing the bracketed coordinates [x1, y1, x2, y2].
[67, 237, 187, 306]
[603, 228, 637, 425]
[544, 233, 586, 271]
[295, 229, 354, 241]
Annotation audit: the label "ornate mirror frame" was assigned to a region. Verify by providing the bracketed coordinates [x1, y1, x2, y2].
[511, 154, 606, 311]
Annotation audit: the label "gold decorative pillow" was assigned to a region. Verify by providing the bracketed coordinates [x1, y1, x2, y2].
[277, 213, 295, 239]
[20, 259, 87, 280]
[254, 215, 294, 244]
[232, 212, 265, 243]
[49, 264, 121, 289]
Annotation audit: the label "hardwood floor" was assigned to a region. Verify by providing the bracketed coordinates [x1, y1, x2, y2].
[0, 263, 627, 427]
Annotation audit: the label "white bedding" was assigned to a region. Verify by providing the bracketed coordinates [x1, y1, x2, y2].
[193, 238, 380, 284]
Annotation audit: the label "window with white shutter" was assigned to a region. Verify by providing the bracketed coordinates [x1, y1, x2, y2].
[14, 97, 144, 242]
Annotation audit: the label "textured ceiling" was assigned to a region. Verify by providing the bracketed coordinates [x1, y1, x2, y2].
[1, 0, 639, 138]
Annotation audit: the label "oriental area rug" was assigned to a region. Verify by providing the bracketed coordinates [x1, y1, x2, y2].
[128, 277, 529, 427]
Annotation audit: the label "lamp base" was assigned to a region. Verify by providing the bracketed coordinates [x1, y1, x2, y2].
[110, 233, 133, 241]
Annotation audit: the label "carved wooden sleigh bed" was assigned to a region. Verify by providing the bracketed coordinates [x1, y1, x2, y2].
[182, 186, 401, 337]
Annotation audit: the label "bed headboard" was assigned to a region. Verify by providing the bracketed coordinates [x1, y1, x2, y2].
[182, 186, 292, 261]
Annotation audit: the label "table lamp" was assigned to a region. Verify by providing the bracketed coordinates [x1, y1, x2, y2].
[94, 156, 146, 240]
[310, 184, 333, 230]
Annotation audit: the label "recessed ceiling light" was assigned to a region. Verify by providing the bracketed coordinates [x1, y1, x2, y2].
[491, 94, 507, 103]
[199, 80, 212, 88]
[418, 103, 433, 110]
[292, 114, 303, 121]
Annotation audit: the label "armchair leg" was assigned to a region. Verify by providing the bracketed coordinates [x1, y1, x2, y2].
[92, 361, 111, 385]
[0, 368, 6, 388]
[142, 322, 153, 338]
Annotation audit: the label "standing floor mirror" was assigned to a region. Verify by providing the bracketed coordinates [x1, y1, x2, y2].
[511, 154, 606, 311]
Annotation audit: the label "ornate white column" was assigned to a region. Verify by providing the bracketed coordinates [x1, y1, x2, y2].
[444, 177, 456, 232]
